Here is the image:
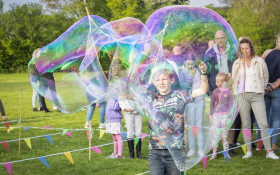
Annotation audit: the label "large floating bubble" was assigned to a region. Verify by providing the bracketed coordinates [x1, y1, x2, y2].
[128, 6, 241, 171]
[28, 5, 242, 172]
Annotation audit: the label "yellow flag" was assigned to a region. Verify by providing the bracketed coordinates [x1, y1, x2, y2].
[64, 152, 74, 165]
[7, 127, 15, 133]
[241, 145, 247, 155]
[24, 138, 32, 149]
[99, 130, 105, 139]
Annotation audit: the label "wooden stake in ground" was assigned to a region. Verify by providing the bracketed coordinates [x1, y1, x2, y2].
[18, 88, 22, 156]
[89, 120, 92, 160]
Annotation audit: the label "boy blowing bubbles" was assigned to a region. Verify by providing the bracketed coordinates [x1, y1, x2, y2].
[146, 61, 208, 174]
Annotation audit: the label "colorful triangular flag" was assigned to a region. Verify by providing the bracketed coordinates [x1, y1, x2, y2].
[241, 145, 247, 155]
[44, 126, 51, 129]
[222, 151, 230, 163]
[4, 122, 9, 129]
[45, 135, 53, 144]
[91, 147, 102, 154]
[4, 163, 12, 175]
[257, 140, 262, 153]
[23, 127, 30, 131]
[38, 157, 50, 168]
[141, 133, 148, 142]
[86, 130, 91, 140]
[1, 142, 10, 152]
[99, 130, 105, 139]
[267, 128, 274, 136]
[121, 132, 127, 140]
[24, 138, 32, 149]
[192, 126, 199, 138]
[202, 156, 207, 171]
[184, 171, 186, 175]
[65, 132, 74, 137]
[64, 152, 74, 165]
[134, 138, 140, 148]
[242, 129, 252, 140]
[63, 129, 69, 135]
[7, 127, 15, 134]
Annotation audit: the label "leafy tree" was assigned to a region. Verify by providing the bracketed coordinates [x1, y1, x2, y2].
[218, 0, 280, 55]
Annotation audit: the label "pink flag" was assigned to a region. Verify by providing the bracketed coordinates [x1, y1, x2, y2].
[192, 126, 199, 138]
[4, 163, 12, 175]
[257, 140, 262, 153]
[1, 142, 10, 152]
[91, 147, 102, 154]
[242, 129, 252, 140]
[65, 132, 74, 137]
[4, 122, 9, 129]
[86, 130, 90, 140]
[44, 126, 51, 129]
[202, 156, 207, 171]
[141, 133, 148, 141]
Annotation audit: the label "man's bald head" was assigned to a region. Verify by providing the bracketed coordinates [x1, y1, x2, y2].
[214, 30, 227, 50]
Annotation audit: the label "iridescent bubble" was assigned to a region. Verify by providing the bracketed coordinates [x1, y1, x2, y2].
[128, 6, 240, 171]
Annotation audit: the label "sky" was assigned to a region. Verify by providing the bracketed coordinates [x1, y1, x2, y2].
[2, 0, 223, 12]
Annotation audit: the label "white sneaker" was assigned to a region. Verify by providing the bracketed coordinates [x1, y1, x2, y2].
[187, 150, 195, 157]
[99, 123, 105, 129]
[106, 153, 118, 159]
[242, 151, 253, 158]
[198, 150, 204, 157]
[266, 151, 279, 159]
[84, 122, 90, 128]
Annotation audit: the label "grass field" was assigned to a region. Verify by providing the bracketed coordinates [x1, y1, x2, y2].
[0, 73, 279, 175]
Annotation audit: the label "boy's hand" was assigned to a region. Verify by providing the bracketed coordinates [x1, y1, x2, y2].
[96, 103, 100, 108]
[199, 62, 207, 74]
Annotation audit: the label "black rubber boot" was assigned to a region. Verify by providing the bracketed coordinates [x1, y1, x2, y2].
[127, 139, 134, 159]
[136, 139, 147, 159]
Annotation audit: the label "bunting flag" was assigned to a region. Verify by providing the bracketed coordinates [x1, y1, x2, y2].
[134, 138, 140, 148]
[241, 145, 247, 155]
[24, 138, 32, 149]
[99, 130, 105, 139]
[65, 132, 74, 137]
[192, 126, 199, 138]
[242, 129, 252, 140]
[4, 163, 12, 175]
[38, 157, 50, 168]
[184, 171, 186, 175]
[267, 128, 274, 136]
[1, 142, 10, 152]
[45, 135, 53, 144]
[91, 147, 102, 154]
[7, 127, 15, 134]
[121, 132, 127, 140]
[86, 130, 91, 140]
[23, 127, 30, 131]
[62, 129, 69, 135]
[64, 152, 74, 165]
[4, 122, 10, 129]
[222, 151, 230, 163]
[141, 133, 148, 141]
[44, 126, 51, 129]
[202, 156, 207, 171]
[257, 140, 262, 153]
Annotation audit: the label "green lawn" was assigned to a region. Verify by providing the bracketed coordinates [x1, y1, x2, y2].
[0, 73, 279, 175]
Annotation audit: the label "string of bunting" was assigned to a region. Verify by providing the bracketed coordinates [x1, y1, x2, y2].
[0, 134, 150, 175]
[135, 132, 280, 175]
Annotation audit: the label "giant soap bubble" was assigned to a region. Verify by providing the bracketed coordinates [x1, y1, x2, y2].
[28, 15, 152, 113]
[28, 5, 242, 172]
[128, 6, 241, 171]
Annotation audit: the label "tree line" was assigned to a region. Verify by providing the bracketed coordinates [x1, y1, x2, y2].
[0, 0, 279, 72]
